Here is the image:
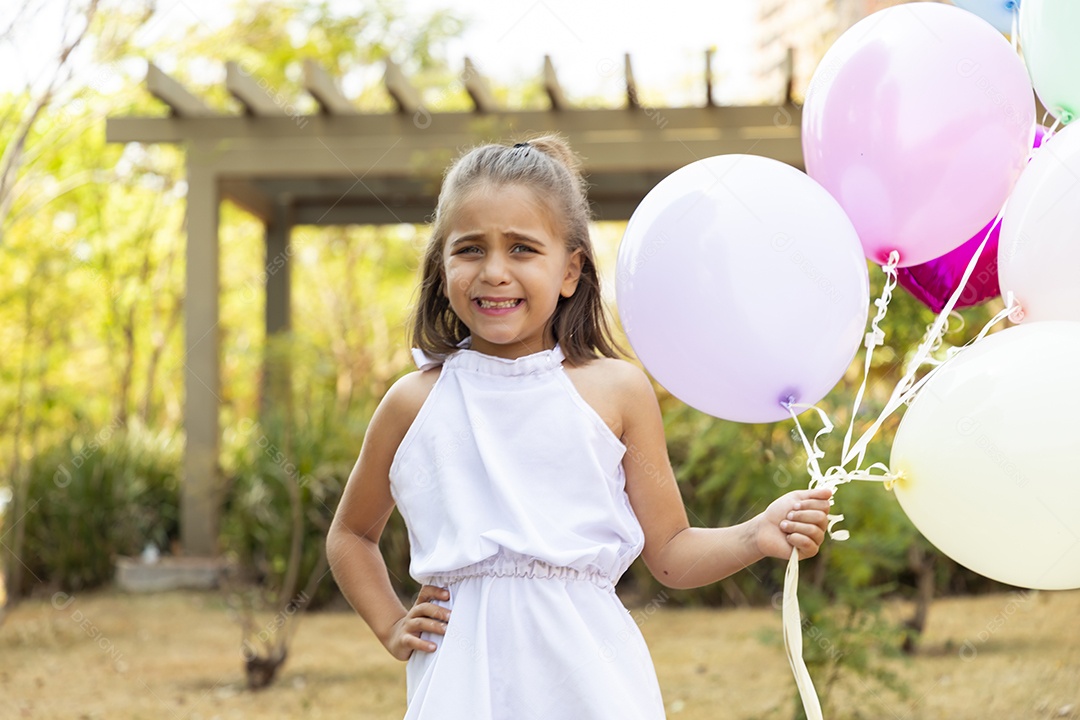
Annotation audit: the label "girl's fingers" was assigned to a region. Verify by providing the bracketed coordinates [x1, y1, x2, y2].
[408, 632, 438, 652]
[786, 510, 828, 525]
[789, 534, 821, 559]
[414, 601, 452, 623]
[791, 499, 832, 513]
[407, 613, 449, 636]
[780, 520, 826, 543]
[417, 584, 450, 603]
[409, 617, 447, 652]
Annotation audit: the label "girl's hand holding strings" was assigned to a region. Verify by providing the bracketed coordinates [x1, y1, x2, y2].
[755, 488, 833, 561]
[385, 585, 452, 660]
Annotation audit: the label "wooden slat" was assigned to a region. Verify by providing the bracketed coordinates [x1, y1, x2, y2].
[705, 47, 715, 107]
[783, 47, 795, 104]
[543, 55, 568, 111]
[302, 59, 356, 115]
[463, 57, 497, 113]
[225, 61, 285, 116]
[384, 58, 423, 115]
[146, 63, 215, 118]
[625, 53, 639, 109]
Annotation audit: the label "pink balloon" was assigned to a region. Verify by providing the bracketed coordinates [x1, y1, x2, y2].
[803, 3, 1035, 267]
[616, 155, 869, 424]
[896, 126, 1047, 313]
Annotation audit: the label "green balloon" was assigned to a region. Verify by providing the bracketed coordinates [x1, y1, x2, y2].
[1020, 0, 1080, 124]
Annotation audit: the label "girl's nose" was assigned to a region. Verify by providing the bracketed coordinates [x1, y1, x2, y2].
[478, 253, 511, 284]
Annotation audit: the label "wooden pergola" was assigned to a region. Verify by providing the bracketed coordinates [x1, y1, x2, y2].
[105, 54, 802, 557]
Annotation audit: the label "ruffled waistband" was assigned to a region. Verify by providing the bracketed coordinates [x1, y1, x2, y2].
[423, 551, 614, 592]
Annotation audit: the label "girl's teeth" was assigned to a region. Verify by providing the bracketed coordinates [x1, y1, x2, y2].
[479, 299, 518, 309]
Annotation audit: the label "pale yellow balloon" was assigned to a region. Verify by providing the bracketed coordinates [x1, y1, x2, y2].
[890, 322, 1080, 590]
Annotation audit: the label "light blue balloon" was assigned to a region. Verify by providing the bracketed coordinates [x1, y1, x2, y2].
[952, 0, 1021, 34]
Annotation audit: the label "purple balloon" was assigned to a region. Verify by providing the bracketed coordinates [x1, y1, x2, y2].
[896, 126, 1046, 313]
[616, 155, 869, 424]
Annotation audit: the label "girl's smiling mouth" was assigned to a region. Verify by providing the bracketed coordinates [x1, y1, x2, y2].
[474, 297, 523, 314]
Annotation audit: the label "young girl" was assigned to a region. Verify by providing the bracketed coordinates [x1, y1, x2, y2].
[327, 135, 832, 719]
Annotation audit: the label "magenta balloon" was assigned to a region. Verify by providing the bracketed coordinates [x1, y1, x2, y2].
[895, 221, 1002, 313]
[615, 155, 870, 424]
[803, 3, 1035, 267]
[896, 126, 1046, 312]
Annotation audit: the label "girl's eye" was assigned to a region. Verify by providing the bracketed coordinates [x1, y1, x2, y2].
[455, 245, 481, 255]
[511, 244, 537, 254]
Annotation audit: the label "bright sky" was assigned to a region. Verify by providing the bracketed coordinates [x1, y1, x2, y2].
[1, 0, 762, 104]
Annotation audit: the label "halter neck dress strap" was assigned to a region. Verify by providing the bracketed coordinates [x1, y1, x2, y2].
[410, 339, 566, 373]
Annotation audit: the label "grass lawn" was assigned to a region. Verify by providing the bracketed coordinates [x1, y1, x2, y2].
[1, 587, 1077, 719]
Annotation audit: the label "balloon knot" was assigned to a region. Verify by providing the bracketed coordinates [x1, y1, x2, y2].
[864, 328, 885, 349]
[1005, 291, 1025, 323]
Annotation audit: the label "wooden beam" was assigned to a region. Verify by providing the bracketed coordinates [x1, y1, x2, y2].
[303, 59, 356, 115]
[107, 105, 801, 146]
[225, 61, 286, 116]
[543, 55, 568, 111]
[220, 178, 274, 223]
[384, 58, 423, 115]
[146, 62, 215, 118]
[625, 53, 639, 109]
[463, 57, 497, 113]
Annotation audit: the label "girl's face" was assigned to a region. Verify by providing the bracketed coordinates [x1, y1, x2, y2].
[442, 183, 583, 359]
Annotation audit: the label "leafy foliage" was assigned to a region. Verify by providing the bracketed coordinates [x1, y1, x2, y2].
[7, 422, 180, 596]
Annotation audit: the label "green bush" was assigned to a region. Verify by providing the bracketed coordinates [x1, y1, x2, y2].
[221, 405, 360, 609]
[6, 422, 181, 596]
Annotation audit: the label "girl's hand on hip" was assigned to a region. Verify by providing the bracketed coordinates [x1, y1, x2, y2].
[756, 488, 833, 560]
[386, 585, 451, 661]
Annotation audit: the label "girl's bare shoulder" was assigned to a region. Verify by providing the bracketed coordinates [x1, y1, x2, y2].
[563, 355, 652, 396]
[375, 366, 442, 436]
[563, 356, 656, 440]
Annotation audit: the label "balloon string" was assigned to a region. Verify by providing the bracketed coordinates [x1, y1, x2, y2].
[780, 209, 1014, 720]
[784, 400, 831, 482]
[781, 404, 897, 720]
[1045, 115, 1062, 141]
[783, 546, 823, 720]
[841, 208, 1004, 468]
[841, 251, 899, 467]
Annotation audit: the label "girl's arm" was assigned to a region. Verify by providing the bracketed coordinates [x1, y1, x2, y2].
[327, 370, 450, 660]
[615, 362, 831, 590]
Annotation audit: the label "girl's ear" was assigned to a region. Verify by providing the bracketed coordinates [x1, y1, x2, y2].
[560, 248, 584, 298]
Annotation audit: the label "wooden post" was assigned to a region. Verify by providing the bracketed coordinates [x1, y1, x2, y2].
[261, 201, 293, 419]
[182, 156, 221, 557]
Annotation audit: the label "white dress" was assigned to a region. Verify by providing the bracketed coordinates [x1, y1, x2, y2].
[388, 342, 667, 719]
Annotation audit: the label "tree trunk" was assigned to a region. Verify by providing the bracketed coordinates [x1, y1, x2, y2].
[5, 290, 33, 600]
[902, 543, 935, 654]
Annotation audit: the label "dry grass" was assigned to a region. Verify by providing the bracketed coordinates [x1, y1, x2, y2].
[1, 588, 1077, 719]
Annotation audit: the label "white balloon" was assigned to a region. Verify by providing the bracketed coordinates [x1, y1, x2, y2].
[891, 322, 1080, 590]
[999, 121, 1080, 322]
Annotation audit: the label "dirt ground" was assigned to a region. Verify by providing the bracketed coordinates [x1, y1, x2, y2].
[1, 587, 1077, 719]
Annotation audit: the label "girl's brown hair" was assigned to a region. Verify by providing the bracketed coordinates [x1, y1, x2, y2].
[410, 134, 623, 365]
